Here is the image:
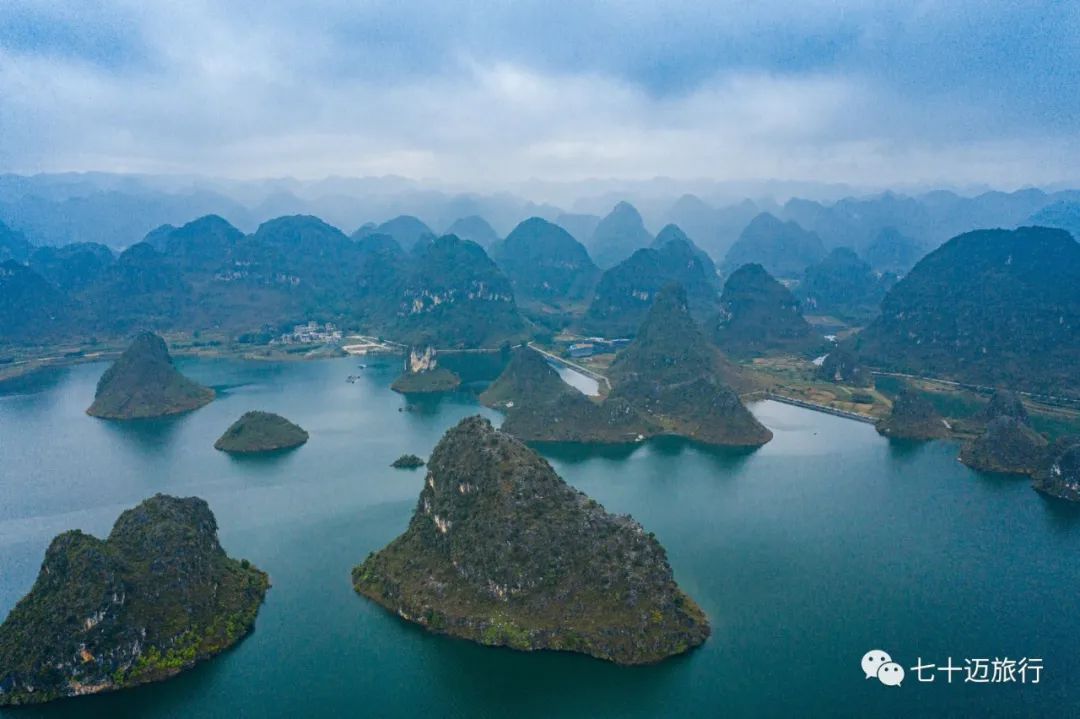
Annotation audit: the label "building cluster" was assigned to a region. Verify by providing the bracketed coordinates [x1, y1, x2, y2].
[271, 321, 342, 346]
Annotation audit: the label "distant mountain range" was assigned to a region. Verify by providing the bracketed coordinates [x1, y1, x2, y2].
[2, 175, 1079, 402]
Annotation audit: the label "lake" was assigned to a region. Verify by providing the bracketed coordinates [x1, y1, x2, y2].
[2, 356, 1079, 718]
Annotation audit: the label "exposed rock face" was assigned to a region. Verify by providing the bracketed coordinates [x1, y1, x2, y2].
[816, 347, 873, 387]
[490, 217, 600, 305]
[959, 417, 1049, 475]
[851, 227, 1080, 398]
[0, 495, 268, 706]
[352, 416, 709, 665]
[876, 391, 949, 440]
[391, 235, 527, 348]
[391, 345, 462, 394]
[87, 332, 214, 419]
[710, 263, 821, 358]
[1032, 440, 1080, 502]
[214, 411, 309, 453]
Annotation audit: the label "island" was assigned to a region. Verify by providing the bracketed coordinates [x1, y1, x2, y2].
[0, 494, 269, 706]
[390, 345, 462, 394]
[352, 416, 710, 664]
[86, 331, 214, 419]
[214, 411, 309, 454]
[875, 389, 950, 440]
[391, 453, 425, 469]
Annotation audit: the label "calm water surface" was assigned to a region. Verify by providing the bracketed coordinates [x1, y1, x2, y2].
[2, 357, 1079, 718]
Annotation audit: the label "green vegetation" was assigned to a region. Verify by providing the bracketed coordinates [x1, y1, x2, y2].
[959, 390, 1049, 475]
[0, 494, 268, 706]
[816, 347, 873, 387]
[851, 227, 1080, 399]
[710, 263, 823, 358]
[391, 367, 462, 394]
[391, 454, 425, 469]
[214, 411, 309, 453]
[490, 217, 600, 306]
[1032, 440, 1080, 501]
[876, 389, 950, 440]
[87, 331, 214, 419]
[863, 228, 925, 274]
[488, 286, 771, 447]
[387, 235, 529, 348]
[352, 416, 710, 665]
[799, 247, 893, 322]
[582, 238, 720, 338]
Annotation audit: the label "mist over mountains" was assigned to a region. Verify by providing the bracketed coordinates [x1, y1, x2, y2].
[3, 173, 1078, 261]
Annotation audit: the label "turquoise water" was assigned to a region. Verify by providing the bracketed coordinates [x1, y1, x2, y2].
[2, 357, 1079, 717]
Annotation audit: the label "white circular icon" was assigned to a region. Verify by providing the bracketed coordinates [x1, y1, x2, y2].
[861, 649, 892, 679]
[877, 661, 905, 687]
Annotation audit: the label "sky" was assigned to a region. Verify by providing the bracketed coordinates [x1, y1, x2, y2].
[1, 0, 1078, 190]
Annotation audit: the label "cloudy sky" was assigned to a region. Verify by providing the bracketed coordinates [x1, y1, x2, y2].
[1, 0, 1078, 190]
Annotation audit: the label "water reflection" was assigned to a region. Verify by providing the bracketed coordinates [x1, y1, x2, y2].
[94, 414, 190, 455]
[0, 366, 69, 397]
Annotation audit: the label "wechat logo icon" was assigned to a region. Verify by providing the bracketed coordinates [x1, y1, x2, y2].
[862, 649, 905, 687]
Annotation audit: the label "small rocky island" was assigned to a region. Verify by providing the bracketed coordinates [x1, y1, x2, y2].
[1032, 439, 1080, 501]
[876, 389, 950, 440]
[959, 391, 1048, 475]
[483, 284, 771, 447]
[0, 495, 268, 706]
[353, 416, 710, 664]
[87, 331, 214, 419]
[214, 411, 309, 454]
[391, 345, 462, 394]
[391, 453, 425, 469]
